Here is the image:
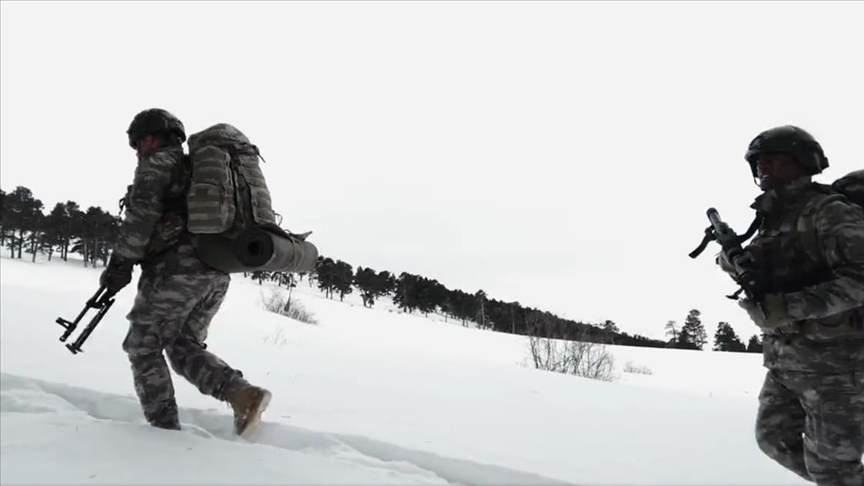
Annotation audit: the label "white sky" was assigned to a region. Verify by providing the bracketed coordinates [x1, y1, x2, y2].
[2, 1, 862, 342]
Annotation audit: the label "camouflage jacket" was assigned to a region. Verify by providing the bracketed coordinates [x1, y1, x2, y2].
[112, 145, 214, 276]
[725, 179, 864, 372]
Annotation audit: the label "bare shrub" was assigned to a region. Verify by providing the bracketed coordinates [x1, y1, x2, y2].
[263, 326, 289, 347]
[528, 334, 617, 382]
[523, 313, 617, 382]
[261, 290, 318, 325]
[623, 360, 654, 376]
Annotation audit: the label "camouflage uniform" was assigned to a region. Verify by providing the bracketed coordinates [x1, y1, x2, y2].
[720, 179, 864, 485]
[113, 144, 250, 430]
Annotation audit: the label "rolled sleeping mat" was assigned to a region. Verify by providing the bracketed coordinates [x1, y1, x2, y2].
[192, 225, 318, 274]
[193, 234, 248, 274]
[234, 225, 318, 273]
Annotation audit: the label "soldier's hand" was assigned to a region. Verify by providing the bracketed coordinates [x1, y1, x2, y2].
[738, 293, 791, 329]
[716, 251, 737, 274]
[717, 249, 756, 275]
[100, 257, 135, 296]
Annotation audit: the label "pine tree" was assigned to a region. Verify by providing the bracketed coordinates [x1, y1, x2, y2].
[446, 289, 477, 327]
[747, 334, 763, 353]
[713, 322, 746, 352]
[681, 309, 707, 350]
[394, 272, 419, 312]
[354, 266, 378, 307]
[373, 270, 396, 301]
[42, 202, 69, 261]
[664, 320, 679, 346]
[331, 259, 354, 301]
[475, 290, 488, 329]
[63, 201, 83, 261]
[315, 257, 338, 299]
[0, 189, 7, 248]
[3, 186, 42, 259]
[677, 326, 695, 350]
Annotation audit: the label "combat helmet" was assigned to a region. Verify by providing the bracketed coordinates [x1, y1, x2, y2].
[744, 125, 829, 178]
[126, 108, 186, 148]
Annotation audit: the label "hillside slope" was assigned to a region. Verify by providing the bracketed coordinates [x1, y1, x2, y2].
[0, 255, 808, 485]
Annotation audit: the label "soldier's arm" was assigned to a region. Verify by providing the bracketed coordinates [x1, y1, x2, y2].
[784, 199, 864, 321]
[111, 151, 176, 262]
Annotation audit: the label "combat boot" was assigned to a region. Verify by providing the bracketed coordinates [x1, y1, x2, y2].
[150, 418, 181, 431]
[144, 400, 181, 431]
[226, 382, 272, 437]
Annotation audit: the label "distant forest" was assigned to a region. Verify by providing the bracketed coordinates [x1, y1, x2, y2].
[0, 184, 762, 353]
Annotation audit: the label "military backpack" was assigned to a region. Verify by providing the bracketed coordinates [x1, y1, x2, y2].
[185, 123, 277, 237]
[798, 169, 864, 266]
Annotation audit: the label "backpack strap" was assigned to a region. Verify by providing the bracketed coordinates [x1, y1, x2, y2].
[797, 184, 844, 267]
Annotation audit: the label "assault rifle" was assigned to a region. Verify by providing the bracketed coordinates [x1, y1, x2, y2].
[689, 207, 764, 303]
[55, 285, 115, 355]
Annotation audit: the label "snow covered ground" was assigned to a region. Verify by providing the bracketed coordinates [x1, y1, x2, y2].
[0, 254, 811, 485]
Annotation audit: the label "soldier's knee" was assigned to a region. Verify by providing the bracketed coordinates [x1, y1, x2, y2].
[164, 336, 200, 369]
[122, 325, 166, 358]
[123, 342, 162, 364]
[166, 335, 203, 357]
[123, 331, 166, 372]
[755, 427, 775, 456]
[164, 344, 184, 372]
[754, 420, 787, 459]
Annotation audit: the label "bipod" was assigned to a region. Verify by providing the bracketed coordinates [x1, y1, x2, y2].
[55, 285, 115, 355]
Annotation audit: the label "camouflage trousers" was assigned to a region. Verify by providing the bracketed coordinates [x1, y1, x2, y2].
[122, 270, 247, 429]
[756, 369, 864, 486]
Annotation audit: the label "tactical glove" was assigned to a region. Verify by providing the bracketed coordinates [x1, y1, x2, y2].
[738, 293, 792, 330]
[716, 250, 756, 276]
[100, 256, 135, 296]
[716, 252, 736, 274]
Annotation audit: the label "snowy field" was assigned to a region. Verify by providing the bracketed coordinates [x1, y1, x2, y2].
[0, 254, 811, 485]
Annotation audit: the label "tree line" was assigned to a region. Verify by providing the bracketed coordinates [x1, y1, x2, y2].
[250, 257, 676, 350]
[284, 261, 764, 353]
[2, 183, 763, 353]
[664, 309, 762, 354]
[0, 186, 121, 266]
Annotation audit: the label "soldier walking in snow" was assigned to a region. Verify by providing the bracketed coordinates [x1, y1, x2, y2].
[100, 108, 271, 435]
[716, 125, 864, 485]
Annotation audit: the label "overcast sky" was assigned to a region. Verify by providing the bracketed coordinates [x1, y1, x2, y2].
[2, 1, 862, 342]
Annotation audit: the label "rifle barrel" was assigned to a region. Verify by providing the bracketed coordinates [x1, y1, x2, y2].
[707, 207, 721, 227]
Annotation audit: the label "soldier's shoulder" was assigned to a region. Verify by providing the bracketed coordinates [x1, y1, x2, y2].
[137, 146, 186, 173]
[803, 188, 864, 230]
[799, 182, 848, 210]
[144, 145, 185, 163]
